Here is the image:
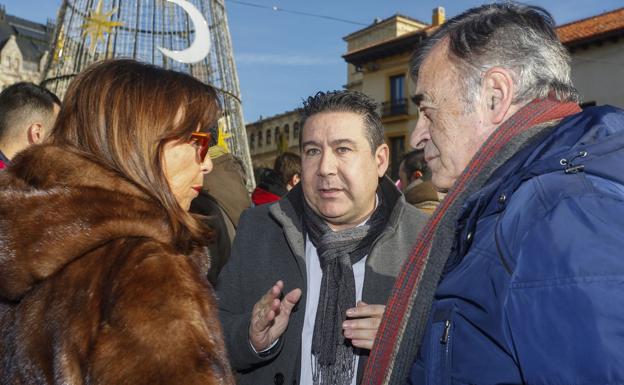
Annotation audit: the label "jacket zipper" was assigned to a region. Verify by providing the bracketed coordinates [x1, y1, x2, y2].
[440, 320, 451, 344]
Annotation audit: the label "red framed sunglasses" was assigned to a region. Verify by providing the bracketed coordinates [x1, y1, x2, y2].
[189, 131, 211, 162]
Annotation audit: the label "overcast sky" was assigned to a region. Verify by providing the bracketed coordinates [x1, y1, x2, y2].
[3, 0, 622, 122]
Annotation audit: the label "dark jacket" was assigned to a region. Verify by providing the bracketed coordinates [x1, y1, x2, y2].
[191, 153, 251, 284]
[201, 153, 251, 227]
[410, 106, 624, 384]
[0, 145, 234, 385]
[217, 178, 428, 385]
[403, 180, 440, 215]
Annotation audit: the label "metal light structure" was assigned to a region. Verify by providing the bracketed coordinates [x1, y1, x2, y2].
[42, 0, 254, 189]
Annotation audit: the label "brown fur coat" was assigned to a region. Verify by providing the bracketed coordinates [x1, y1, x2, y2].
[0, 145, 234, 385]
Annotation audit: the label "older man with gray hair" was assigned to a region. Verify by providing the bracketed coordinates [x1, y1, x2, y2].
[363, 3, 624, 385]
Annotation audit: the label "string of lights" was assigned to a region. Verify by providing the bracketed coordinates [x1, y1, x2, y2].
[225, 0, 369, 26]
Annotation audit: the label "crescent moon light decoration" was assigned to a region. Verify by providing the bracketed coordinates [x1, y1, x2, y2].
[157, 0, 212, 64]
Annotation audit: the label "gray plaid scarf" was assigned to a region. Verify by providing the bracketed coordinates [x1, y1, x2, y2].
[303, 196, 388, 385]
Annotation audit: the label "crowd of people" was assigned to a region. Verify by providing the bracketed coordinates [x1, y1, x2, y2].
[0, 2, 623, 385]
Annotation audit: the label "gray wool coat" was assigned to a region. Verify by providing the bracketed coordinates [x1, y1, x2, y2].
[216, 178, 428, 385]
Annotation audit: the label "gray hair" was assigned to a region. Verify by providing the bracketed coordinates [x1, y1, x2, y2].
[299, 90, 384, 153]
[411, 2, 579, 106]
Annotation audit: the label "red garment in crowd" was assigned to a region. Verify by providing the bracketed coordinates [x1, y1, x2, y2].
[0, 160, 6, 170]
[251, 187, 281, 205]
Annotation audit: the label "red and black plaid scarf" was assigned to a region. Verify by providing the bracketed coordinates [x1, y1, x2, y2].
[361, 97, 581, 385]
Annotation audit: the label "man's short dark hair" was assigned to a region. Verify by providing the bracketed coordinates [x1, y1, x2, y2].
[0, 82, 61, 141]
[274, 152, 301, 185]
[299, 90, 384, 153]
[402, 149, 431, 181]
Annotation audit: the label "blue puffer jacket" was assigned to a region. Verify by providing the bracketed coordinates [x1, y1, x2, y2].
[410, 106, 624, 385]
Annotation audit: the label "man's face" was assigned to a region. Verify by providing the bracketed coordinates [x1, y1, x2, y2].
[301, 111, 388, 231]
[410, 41, 489, 191]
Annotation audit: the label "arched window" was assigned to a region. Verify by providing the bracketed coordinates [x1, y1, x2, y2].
[266, 129, 271, 145]
[258, 130, 263, 147]
[274, 127, 280, 144]
[284, 124, 290, 142]
[249, 133, 255, 149]
[293, 122, 300, 140]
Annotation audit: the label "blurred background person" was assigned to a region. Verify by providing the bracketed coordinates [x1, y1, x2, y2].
[398, 149, 441, 214]
[251, 152, 302, 205]
[191, 143, 252, 285]
[274, 151, 301, 191]
[0, 59, 233, 385]
[251, 166, 288, 205]
[0, 82, 60, 169]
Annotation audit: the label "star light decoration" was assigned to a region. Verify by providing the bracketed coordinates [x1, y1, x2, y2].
[52, 25, 65, 62]
[208, 119, 232, 158]
[216, 119, 232, 152]
[81, 0, 124, 53]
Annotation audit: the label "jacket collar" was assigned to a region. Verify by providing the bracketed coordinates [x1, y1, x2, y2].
[267, 177, 408, 293]
[0, 144, 174, 301]
[464, 105, 624, 222]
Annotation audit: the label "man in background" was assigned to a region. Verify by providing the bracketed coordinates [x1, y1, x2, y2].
[0, 82, 60, 168]
[191, 146, 252, 284]
[274, 151, 301, 191]
[398, 149, 440, 214]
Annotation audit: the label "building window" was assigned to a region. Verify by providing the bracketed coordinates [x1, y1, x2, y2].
[293, 122, 300, 140]
[390, 74, 405, 101]
[382, 74, 407, 117]
[284, 124, 290, 142]
[258, 131, 263, 147]
[266, 129, 271, 145]
[249, 133, 255, 149]
[274, 127, 280, 144]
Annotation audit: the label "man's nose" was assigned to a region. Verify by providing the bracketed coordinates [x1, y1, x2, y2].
[318, 150, 337, 176]
[410, 118, 430, 150]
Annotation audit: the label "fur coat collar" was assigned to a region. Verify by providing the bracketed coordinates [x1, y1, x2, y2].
[0, 144, 181, 301]
[0, 144, 232, 385]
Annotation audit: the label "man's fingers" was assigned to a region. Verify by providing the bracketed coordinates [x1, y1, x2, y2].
[346, 303, 385, 318]
[280, 288, 302, 314]
[343, 316, 380, 330]
[351, 339, 374, 350]
[256, 281, 285, 312]
[343, 328, 377, 341]
[252, 298, 280, 331]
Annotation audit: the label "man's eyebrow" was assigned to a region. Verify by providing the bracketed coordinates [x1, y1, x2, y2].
[301, 140, 319, 148]
[330, 138, 357, 147]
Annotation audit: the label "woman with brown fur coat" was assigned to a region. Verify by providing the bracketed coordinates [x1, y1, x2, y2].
[0, 60, 234, 385]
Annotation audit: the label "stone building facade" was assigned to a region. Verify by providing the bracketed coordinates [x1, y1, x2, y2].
[0, 5, 54, 90]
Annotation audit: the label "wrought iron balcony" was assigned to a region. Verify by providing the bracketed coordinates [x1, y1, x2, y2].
[381, 98, 408, 117]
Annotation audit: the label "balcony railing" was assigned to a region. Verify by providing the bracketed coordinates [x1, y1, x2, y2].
[381, 98, 408, 117]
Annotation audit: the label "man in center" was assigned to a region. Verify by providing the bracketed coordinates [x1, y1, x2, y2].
[217, 90, 427, 385]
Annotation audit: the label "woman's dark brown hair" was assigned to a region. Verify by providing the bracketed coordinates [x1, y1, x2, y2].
[49, 59, 221, 248]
